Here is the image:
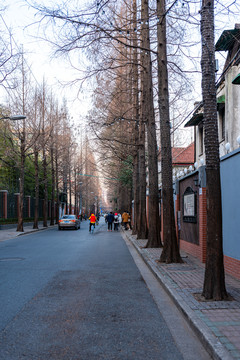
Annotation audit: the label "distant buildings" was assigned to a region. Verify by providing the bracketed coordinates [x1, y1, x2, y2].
[185, 24, 240, 164]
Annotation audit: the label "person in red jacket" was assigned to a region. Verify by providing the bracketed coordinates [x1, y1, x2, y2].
[89, 213, 97, 232]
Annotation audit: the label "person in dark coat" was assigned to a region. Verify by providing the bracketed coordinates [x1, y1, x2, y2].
[106, 212, 114, 231]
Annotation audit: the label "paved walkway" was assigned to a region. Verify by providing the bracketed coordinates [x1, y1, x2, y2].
[0, 223, 55, 242]
[123, 231, 240, 360]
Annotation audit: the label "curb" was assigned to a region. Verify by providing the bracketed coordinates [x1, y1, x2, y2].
[0, 224, 57, 242]
[17, 225, 56, 236]
[122, 231, 234, 360]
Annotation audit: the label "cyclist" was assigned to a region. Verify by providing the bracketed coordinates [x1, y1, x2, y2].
[89, 213, 97, 232]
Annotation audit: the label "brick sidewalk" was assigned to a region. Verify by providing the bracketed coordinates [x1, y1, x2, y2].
[124, 233, 240, 360]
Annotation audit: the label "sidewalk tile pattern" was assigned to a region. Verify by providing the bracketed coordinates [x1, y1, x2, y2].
[131, 237, 240, 360]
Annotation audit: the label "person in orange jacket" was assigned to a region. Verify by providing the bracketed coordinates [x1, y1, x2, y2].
[89, 213, 97, 232]
[122, 211, 129, 230]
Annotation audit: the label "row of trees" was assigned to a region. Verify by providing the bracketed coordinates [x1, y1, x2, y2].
[2, 0, 238, 299]
[0, 71, 100, 231]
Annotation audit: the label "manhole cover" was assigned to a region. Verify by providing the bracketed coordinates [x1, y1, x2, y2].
[0, 257, 24, 262]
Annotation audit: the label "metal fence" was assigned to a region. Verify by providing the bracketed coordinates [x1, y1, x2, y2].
[30, 197, 35, 217]
[23, 197, 28, 218]
[0, 192, 3, 218]
[1, 192, 60, 220]
[39, 199, 43, 218]
[7, 193, 17, 218]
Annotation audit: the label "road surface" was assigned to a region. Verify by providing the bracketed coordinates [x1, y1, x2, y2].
[0, 218, 211, 359]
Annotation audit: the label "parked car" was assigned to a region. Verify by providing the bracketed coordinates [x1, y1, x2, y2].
[58, 215, 81, 230]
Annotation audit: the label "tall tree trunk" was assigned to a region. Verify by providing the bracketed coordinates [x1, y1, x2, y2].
[50, 144, 55, 225]
[17, 136, 25, 232]
[131, 0, 140, 236]
[157, 0, 182, 263]
[201, 0, 227, 300]
[137, 118, 148, 239]
[43, 147, 48, 227]
[33, 147, 39, 229]
[55, 147, 59, 224]
[69, 163, 72, 214]
[17, 55, 26, 233]
[74, 168, 77, 215]
[141, 0, 162, 248]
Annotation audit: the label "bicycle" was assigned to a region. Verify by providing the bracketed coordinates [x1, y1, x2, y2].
[89, 223, 95, 234]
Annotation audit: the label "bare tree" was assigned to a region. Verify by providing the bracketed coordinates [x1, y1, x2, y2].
[141, 0, 162, 248]
[157, 0, 182, 263]
[200, 0, 227, 300]
[0, 11, 20, 86]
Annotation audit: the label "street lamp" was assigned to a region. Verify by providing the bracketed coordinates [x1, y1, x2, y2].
[0, 115, 26, 121]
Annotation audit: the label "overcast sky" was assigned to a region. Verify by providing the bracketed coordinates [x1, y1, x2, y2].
[1, 0, 91, 124]
[1, 0, 239, 130]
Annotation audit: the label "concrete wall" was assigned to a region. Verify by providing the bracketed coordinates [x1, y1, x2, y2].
[225, 65, 240, 149]
[221, 148, 240, 261]
[175, 151, 240, 279]
[195, 63, 240, 163]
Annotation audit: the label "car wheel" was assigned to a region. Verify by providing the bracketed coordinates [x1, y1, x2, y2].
[58, 226, 61, 230]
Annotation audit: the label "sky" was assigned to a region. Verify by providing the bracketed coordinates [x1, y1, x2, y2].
[0, 0, 92, 125]
[0, 0, 239, 138]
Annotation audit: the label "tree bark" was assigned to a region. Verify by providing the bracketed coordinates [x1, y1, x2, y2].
[50, 143, 55, 225]
[69, 161, 72, 214]
[132, 0, 140, 236]
[157, 0, 182, 263]
[17, 135, 25, 232]
[201, 0, 227, 300]
[33, 147, 39, 229]
[141, 0, 162, 247]
[55, 146, 59, 224]
[43, 147, 48, 227]
[137, 118, 148, 239]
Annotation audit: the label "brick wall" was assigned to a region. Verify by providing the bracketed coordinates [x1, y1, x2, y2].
[179, 188, 207, 263]
[180, 239, 201, 259]
[224, 255, 240, 280]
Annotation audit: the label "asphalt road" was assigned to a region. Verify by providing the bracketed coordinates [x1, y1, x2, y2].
[0, 219, 210, 360]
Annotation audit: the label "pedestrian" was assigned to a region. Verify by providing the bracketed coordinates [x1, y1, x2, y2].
[114, 212, 119, 231]
[118, 213, 122, 225]
[128, 212, 132, 230]
[106, 212, 114, 231]
[122, 211, 129, 230]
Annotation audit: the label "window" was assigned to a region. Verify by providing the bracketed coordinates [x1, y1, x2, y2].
[198, 124, 204, 155]
[218, 106, 225, 141]
[183, 187, 197, 223]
